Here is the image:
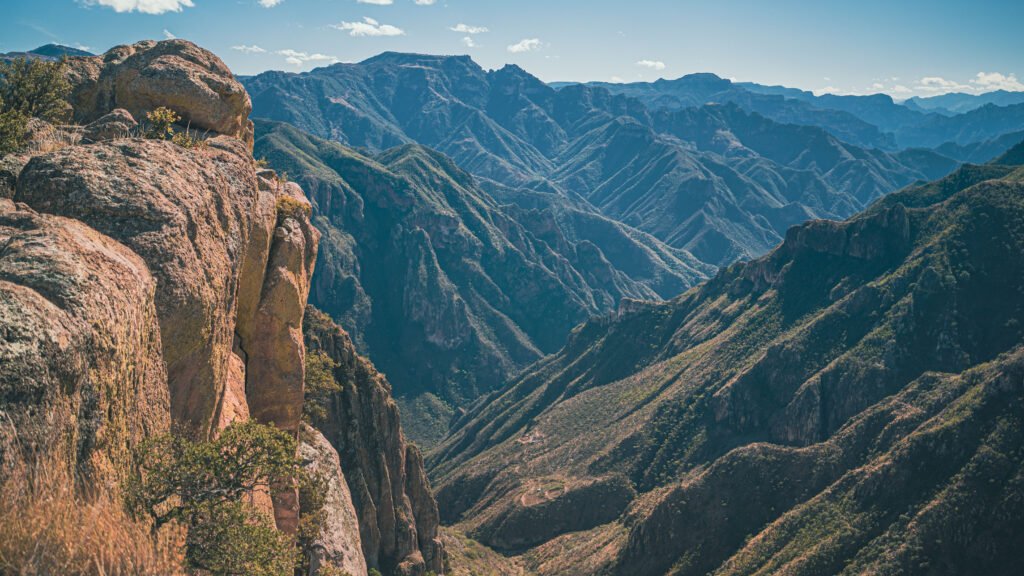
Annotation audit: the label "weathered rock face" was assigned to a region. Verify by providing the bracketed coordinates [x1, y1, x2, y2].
[300, 424, 368, 576]
[67, 40, 254, 147]
[0, 199, 169, 484]
[15, 137, 269, 436]
[81, 108, 138, 143]
[304, 307, 446, 576]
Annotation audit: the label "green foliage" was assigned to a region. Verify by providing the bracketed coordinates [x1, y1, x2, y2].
[184, 501, 297, 576]
[303, 349, 341, 424]
[0, 58, 70, 123]
[126, 420, 302, 575]
[296, 466, 331, 575]
[0, 106, 27, 156]
[0, 58, 71, 155]
[145, 106, 180, 141]
[368, 568, 383, 576]
[171, 128, 207, 150]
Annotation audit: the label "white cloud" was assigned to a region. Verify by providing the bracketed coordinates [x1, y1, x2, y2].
[258, 0, 284, 6]
[277, 49, 339, 67]
[450, 23, 488, 34]
[232, 44, 267, 53]
[461, 37, 476, 48]
[81, 0, 193, 14]
[507, 38, 542, 53]
[357, 0, 393, 4]
[610, 76, 625, 83]
[162, 29, 176, 39]
[636, 60, 666, 71]
[414, 0, 436, 4]
[971, 71, 1024, 92]
[332, 17, 405, 37]
[916, 76, 971, 93]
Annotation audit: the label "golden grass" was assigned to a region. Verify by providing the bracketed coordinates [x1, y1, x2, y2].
[0, 456, 186, 576]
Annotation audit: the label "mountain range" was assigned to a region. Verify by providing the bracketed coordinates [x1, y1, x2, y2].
[428, 145, 1024, 575]
[241, 52, 1020, 441]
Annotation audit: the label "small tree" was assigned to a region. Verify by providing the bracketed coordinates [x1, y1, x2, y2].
[126, 420, 302, 575]
[0, 58, 71, 123]
[0, 58, 71, 155]
[303, 350, 341, 424]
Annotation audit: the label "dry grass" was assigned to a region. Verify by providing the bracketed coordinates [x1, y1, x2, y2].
[0, 456, 186, 576]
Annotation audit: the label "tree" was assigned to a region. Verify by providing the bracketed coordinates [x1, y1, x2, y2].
[126, 420, 302, 575]
[303, 349, 341, 424]
[0, 58, 70, 155]
[0, 57, 71, 123]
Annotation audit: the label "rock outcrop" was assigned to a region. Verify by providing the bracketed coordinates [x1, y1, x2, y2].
[300, 424, 368, 576]
[67, 39, 254, 147]
[304, 307, 446, 576]
[0, 199, 169, 485]
[15, 136, 272, 436]
[2, 39, 322, 537]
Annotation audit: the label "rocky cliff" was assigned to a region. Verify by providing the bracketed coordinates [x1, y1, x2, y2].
[430, 156, 1024, 575]
[0, 39, 445, 576]
[304, 307, 446, 575]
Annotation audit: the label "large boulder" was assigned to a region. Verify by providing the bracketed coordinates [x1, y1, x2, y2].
[67, 40, 254, 148]
[0, 199, 169, 484]
[14, 136, 274, 435]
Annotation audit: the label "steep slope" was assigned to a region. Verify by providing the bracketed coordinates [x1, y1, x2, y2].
[255, 119, 710, 443]
[430, 159, 1024, 575]
[304, 307, 446, 576]
[245, 55, 957, 269]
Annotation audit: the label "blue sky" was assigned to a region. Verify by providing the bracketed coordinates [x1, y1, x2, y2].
[3, 0, 1023, 98]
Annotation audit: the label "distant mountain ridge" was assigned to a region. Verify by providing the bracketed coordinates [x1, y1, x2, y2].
[243, 53, 959, 268]
[0, 43, 94, 61]
[564, 72, 1024, 149]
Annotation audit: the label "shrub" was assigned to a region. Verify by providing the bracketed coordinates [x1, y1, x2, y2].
[144, 106, 179, 141]
[171, 128, 207, 150]
[276, 194, 312, 223]
[0, 58, 71, 155]
[303, 350, 341, 424]
[126, 421, 302, 575]
[0, 58, 71, 123]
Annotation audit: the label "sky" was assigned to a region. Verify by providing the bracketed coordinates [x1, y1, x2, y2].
[2, 0, 1023, 99]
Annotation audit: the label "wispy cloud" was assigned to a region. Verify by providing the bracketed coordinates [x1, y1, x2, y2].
[162, 29, 175, 39]
[507, 38, 542, 53]
[414, 0, 436, 4]
[450, 23, 488, 34]
[357, 0, 393, 4]
[971, 71, 1024, 92]
[232, 44, 267, 53]
[636, 60, 666, 71]
[332, 17, 405, 37]
[277, 49, 338, 66]
[79, 0, 193, 14]
[258, 0, 284, 7]
[462, 37, 476, 48]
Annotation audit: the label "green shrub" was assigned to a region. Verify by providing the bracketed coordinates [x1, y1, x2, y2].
[368, 568, 383, 576]
[0, 58, 70, 123]
[145, 106, 179, 141]
[303, 350, 341, 424]
[126, 420, 302, 575]
[0, 58, 71, 155]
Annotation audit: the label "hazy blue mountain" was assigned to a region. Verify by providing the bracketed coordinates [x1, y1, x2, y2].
[245, 55, 956, 267]
[0, 43, 94, 61]
[906, 89, 1024, 115]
